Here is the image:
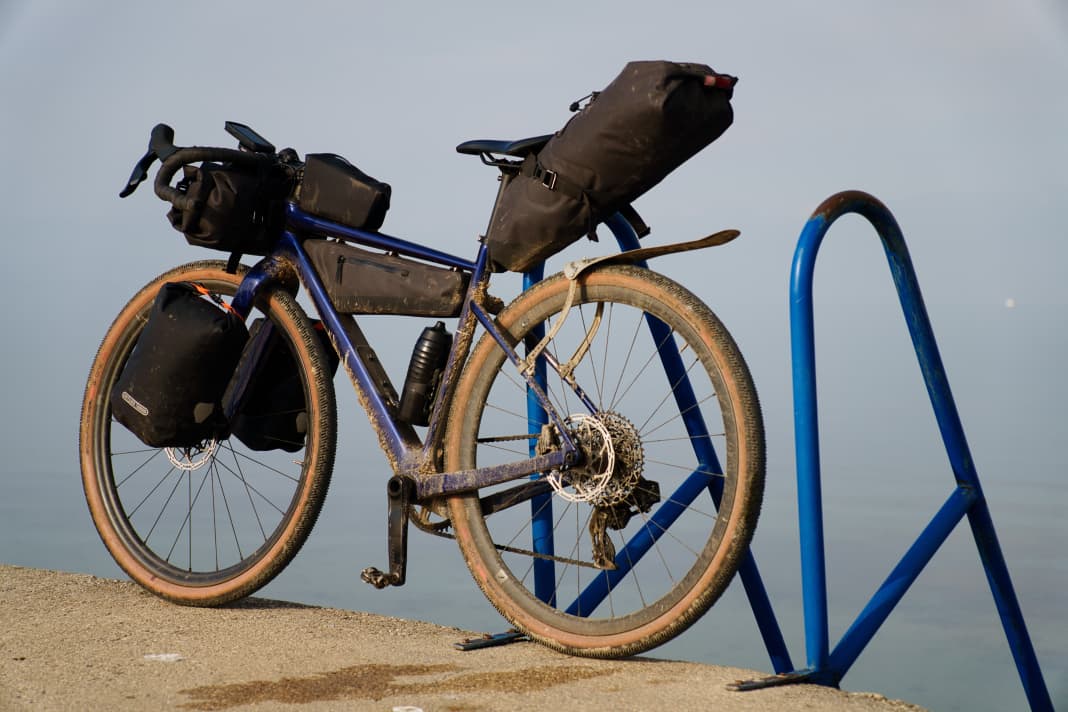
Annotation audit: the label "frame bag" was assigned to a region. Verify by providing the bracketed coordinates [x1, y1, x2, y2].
[230, 319, 340, 452]
[110, 282, 249, 448]
[304, 239, 469, 317]
[485, 60, 737, 272]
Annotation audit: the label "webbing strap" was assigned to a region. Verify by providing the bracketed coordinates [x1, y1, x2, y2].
[519, 154, 598, 240]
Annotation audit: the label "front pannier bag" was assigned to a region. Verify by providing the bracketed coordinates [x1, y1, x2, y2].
[230, 319, 340, 452]
[110, 282, 249, 448]
[486, 60, 737, 272]
[304, 239, 469, 317]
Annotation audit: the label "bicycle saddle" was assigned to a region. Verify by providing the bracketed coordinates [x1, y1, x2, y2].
[455, 134, 552, 157]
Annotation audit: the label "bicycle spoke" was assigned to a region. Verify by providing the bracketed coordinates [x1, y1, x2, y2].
[609, 324, 678, 412]
[641, 433, 725, 445]
[211, 462, 219, 571]
[577, 304, 604, 405]
[143, 469, 186, 543]
[164, 467, 212, 568]
[608, 306, 646, 411]
[646, 458, 725, 479]
[640, 391, 719, 442]
[636, 350, 705, 434]
[114, 447, 169, 489]
[214, 459, 245, 562]
[227, 448, 302, 485]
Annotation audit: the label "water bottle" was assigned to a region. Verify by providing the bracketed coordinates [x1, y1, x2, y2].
[397, 321, 452, 426]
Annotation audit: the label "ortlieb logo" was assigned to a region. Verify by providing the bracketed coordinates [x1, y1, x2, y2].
[121, 391, 149, 417]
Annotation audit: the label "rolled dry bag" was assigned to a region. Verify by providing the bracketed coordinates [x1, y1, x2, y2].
[167, 161, 293, 255]
[485, 60, 736, 272]
[110, 282, 249, 448]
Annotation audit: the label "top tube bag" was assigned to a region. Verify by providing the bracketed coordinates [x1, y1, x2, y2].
[296, 153, 392, 232]
[485, 60, 737, 272]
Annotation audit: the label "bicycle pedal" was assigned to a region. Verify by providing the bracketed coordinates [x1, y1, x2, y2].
[360, 566, 399, 589]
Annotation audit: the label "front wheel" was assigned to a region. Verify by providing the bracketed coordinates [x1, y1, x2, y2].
[79, 260, 336, 606]
[445, 265, 764, 657]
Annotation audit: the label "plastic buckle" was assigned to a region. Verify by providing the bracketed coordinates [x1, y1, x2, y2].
[541, 169, 558, 190]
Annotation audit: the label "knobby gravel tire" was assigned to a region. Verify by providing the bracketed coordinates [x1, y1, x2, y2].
[445, 265, 764, 657]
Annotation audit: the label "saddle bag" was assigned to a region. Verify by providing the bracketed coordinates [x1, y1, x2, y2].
[110, 282, 249, 448]
[230, 319, 340, 452]
[304, 239, 469, 317]
[485, 60, 737, 272]
[167, 161, 294, 255]
[297, 153, 392, 232]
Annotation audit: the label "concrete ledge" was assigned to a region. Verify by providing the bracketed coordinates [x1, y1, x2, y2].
[0, 565, 924, 711]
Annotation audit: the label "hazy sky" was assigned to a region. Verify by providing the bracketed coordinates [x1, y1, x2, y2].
[1, 3, 1066, 709]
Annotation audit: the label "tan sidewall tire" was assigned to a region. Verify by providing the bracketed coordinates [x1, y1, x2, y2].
[445, 265, 764, 657]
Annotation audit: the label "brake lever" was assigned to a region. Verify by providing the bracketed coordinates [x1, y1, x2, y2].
[119, 123, 177, 198]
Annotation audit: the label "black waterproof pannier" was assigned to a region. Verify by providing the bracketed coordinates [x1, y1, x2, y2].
[485, 60, 737, 272]
[110, 282, 249, 448]
[297, 153, 391, 232]
[167, 161, 294, 255]
[304, 239, 469, 317]
[230, 319, 340, 452]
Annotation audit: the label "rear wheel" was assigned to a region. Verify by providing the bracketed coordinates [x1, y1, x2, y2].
[79, 260, 336, 605]
[445, 266, 764, 657]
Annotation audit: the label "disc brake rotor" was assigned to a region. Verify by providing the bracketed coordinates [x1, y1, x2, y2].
[165, 439, 218, 471]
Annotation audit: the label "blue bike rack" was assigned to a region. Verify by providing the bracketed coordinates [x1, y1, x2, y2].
[729, 190, 1051, 711]
[500, 193, 1052, 711]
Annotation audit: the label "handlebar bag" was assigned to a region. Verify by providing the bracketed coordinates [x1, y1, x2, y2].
[304, 239, 469, 317]
[230, 319, 339, 452]
[110, 282, 249, 448]
[297, 153, 391, 232]
[485, 60, 736, 272]
[167, 162, 292, 255]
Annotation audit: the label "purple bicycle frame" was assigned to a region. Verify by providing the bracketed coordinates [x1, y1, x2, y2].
[227, 202, 575, 500]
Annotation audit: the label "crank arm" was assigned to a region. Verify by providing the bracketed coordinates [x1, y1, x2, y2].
[361, 475, 414, 588]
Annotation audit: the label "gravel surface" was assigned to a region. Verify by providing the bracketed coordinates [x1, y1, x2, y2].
[0, 565, 926, 711]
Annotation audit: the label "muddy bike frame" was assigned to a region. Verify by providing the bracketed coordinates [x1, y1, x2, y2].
[227, 202, 576, 499]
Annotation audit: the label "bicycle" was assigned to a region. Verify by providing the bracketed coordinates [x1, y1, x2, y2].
[80, 116, 765, 658]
